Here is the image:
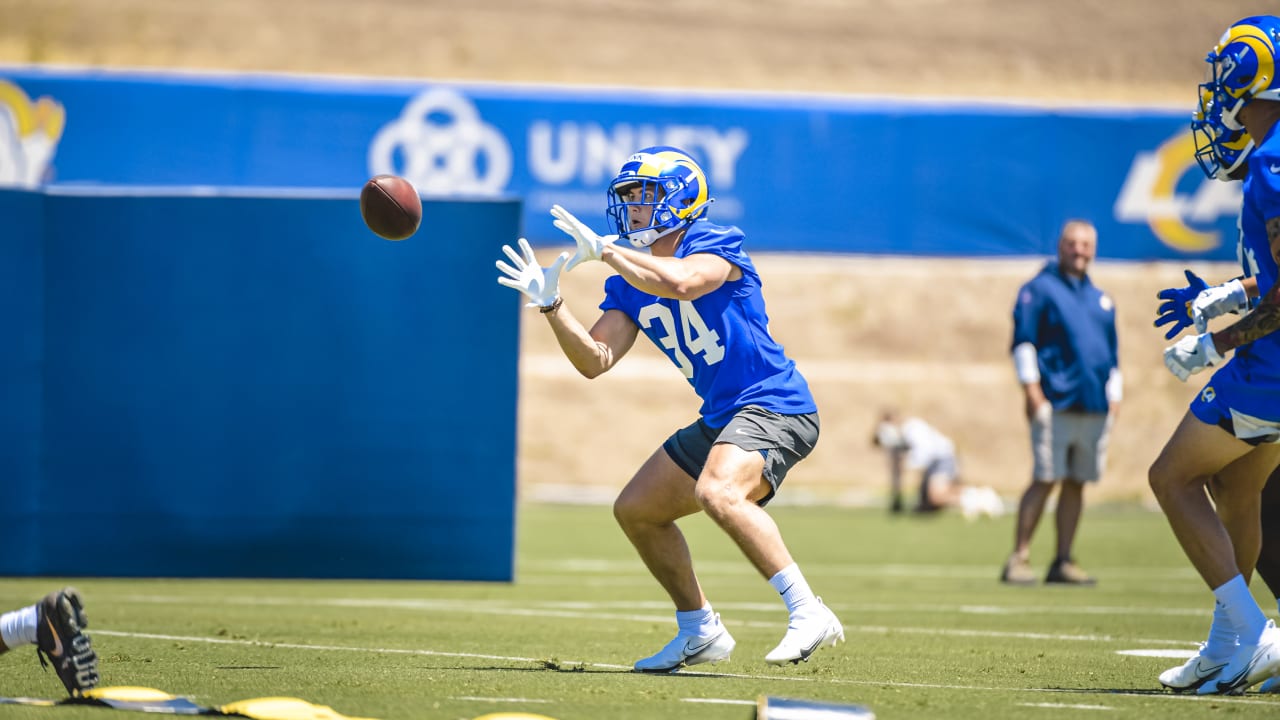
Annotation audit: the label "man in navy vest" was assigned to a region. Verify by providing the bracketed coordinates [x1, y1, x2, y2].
[1000, 220, 1120, 586]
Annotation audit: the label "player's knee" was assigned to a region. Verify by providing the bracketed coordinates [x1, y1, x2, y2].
[693, 477, 739, 517]
[612, 493, 644, 529]
[1147, 457, 1185, 497]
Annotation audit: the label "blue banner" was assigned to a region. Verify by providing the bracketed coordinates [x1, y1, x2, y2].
[0, 66, 1240, 260]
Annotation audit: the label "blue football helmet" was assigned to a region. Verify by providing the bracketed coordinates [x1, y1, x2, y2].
[1192, 86, 1254, 181]
[1201, 16, 1280, 132]
[606, 146, 713, 248]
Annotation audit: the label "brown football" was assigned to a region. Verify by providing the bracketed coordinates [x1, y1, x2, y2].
[360, 174, 422, 241]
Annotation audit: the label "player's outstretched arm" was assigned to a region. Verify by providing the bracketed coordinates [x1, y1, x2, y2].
[546, 307, 639, 379]
[604, 246, 734, 301]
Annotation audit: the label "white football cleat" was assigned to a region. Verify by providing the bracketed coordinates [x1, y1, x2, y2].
[1158, 643, 1230, 693]
[633, 615, 735, 673]
[1201, 620, 1280, 695]
[765, 598, 844, 666]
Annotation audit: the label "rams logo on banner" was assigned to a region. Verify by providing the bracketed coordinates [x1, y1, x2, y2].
[0, 79, 64, 188]
[1114, 129, 1240, 253]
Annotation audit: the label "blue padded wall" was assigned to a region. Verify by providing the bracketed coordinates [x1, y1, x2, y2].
[0, 189, 521, 580]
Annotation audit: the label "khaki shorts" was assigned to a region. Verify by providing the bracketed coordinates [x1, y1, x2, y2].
[1030, 405, 1113, 483]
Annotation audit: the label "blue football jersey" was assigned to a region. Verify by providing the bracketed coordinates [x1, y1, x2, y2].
[1191, 122, 1280, 434]
[598, 220, 816, 427]
[1233, 126, 1280, 380]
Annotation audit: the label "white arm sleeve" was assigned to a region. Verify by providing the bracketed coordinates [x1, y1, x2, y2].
[1012, 342, 1039, 385]
[1106, 367, 1123, 404]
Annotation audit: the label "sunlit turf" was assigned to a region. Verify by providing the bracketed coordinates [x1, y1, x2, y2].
[1, 503, 1278, 719]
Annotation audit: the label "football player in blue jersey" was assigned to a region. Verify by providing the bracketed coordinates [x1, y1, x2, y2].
[496, 146, 842, 672]
[1155, 47, 1280, 697]
[1148, 15, 1280, 695]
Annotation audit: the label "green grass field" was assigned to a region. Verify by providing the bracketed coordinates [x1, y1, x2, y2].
[2, 503, 1279, 719]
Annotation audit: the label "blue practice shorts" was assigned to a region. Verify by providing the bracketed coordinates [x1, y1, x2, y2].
[1190, 358, 1280, 445]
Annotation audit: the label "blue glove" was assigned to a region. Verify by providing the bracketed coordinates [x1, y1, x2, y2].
[1154, 269, 1208, 340]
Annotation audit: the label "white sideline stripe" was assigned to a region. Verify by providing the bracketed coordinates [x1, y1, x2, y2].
[1116, 649, 1197, 659]
[452, 696, 551, 704]
[92, 630, 1275, 707]
[682, 698, 755, 705]
[1018, 702, 1112, 711]
[109, 595, 1196, 646]
[522, 558, 1200, 581]
[112, 593, 1212, 620]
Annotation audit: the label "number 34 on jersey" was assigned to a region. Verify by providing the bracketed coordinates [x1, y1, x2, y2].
[638, 300, 725, 378]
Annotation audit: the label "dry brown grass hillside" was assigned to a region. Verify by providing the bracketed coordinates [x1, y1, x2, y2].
[0, 1, 1264, 504]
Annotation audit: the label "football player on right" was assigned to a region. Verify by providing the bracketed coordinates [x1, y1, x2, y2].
[1154, 71, 1280, 697]
[1149, 14, 1280, 695]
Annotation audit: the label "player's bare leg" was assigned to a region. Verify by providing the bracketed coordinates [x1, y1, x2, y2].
[1151, 411, 1280, 693]
[1150, 413, 1271, 588]
[693, 442, 843, 664]
[614, 449, 735, 672]
[1256, 467, 1280, 693]
[1158, 471, 1269, 693]
[613, 448, 705, 611]
[695, 442, 791, 576]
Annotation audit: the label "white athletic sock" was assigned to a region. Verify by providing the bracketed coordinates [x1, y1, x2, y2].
[0, 605, 38, 650]
[1203, 601, 1239, 661]
[675, 603, 718, 637]
[1213, 575, 1268, 642]
[769, 563, 817, 616]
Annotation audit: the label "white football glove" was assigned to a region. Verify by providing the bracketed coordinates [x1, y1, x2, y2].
[1163, 332, 1224, 382]
[495, 237, 570, 308]
[1192, 278, 1250, 333]
[551, 204, 618, 272]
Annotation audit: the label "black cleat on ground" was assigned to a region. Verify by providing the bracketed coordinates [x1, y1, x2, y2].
[1044, 558, 1097, 586]
[35, 587, 100, 695]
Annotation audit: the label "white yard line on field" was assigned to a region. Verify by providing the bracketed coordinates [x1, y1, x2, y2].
[520, 558, 1201, 581]
[1116, 649, 1196, 659]
[451, 696, 552, 703]
[1018, 702, 1113, 711]
[109, 594, 1197, 646]
[111, 592, 1214, 622]
[88, 630, 1279, 708]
